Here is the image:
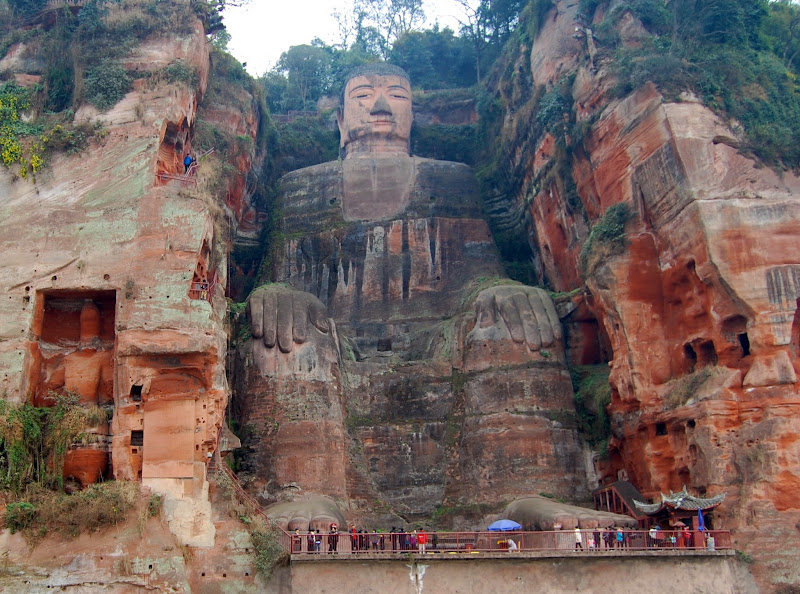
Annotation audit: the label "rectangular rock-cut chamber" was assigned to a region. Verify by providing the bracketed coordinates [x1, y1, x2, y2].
[28, 289, 116, 407]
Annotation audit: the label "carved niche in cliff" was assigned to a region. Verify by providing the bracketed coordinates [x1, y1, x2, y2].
[233, 64, 589, 526]
[28, 290, 116, 486]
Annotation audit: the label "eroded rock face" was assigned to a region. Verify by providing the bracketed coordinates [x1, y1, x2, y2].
[491, 0, 800, 587]
[234, 158, 589, 523]
[274, 157, 501, 354]
[0, 18, 259, 548]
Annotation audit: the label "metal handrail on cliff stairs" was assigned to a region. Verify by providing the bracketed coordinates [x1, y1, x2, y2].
[208, 433, 292, 552]
[158, 148, 215, 188]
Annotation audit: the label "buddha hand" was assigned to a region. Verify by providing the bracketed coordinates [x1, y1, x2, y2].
[247, 285, 331, 353]
[471, 284, 563, 351]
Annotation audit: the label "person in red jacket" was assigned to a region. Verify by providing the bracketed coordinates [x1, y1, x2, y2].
[417, 528, 428, 554]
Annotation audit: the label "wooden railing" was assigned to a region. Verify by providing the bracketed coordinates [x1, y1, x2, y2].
[45, 0, 85, 7]
[593, 483, 650, 527]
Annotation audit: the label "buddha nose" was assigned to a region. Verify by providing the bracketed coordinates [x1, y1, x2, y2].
[370, 95, 393, 116]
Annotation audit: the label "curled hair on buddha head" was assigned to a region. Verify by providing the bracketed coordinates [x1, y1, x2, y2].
[340, 62, 411, 102]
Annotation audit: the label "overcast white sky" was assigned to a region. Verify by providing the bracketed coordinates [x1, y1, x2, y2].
[223, 0, 466, 76]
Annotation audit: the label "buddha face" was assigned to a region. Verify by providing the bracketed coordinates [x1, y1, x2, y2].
[338, 74, 413, 157]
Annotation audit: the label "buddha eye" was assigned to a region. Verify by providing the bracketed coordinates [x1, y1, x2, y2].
[351, 87, 374, 100]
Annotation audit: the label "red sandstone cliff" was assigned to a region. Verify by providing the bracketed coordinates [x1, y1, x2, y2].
[0, 6, 261, 551]
[486, 0, 800, 589]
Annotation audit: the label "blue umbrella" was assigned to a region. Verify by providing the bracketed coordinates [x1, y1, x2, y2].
[697, 509, 705, 531]
[487, 519, 523, 531]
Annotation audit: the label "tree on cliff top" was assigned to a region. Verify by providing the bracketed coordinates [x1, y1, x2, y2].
[454, 0, 527, 82]
[6, 0, 47, 20]
[276, 44, 331, 111]
[583, 0, 800, 168]
[332, 0, 425, 56]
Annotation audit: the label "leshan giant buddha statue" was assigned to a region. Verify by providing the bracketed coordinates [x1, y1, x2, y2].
[234, 64, 588, 530]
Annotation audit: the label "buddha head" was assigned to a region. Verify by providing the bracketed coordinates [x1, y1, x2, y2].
[337, 64, 412, 159]
[79, 301, 102, 349]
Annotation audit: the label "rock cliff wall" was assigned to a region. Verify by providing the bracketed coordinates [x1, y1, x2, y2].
[0, 10, 261, 548]
[485, 0, 800, 589]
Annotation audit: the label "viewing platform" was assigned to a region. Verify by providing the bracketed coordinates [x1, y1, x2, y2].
[280, 529, 732, 559]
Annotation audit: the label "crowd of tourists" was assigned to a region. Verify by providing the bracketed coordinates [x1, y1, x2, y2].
[293, 525, 433, 554]
[292, 523, 716, 555]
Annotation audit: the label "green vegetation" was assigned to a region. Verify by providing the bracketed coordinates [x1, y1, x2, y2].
[147, 493, 163, 517]
[272, 115, 339, 173]
[260, 1, 527, 113]
[579, 203, 632, 276]
[0, 0, 216, 180]
[0, 392, 118, 544]
[581, 0, 800, 169]
[0, 82, 44, 178]
[3, 501, 36, 533]
[389, 25, 477, 89]
[250, 524, 288, 579]
[0, 395, 107, 492]
[0, 82, 104, 180]
[212, 468, 288, 580]
[411, 122, 479, 165]
[473, 70, 578, 284]
[84, 61, 131, 111]
[570, 365, 612, 457]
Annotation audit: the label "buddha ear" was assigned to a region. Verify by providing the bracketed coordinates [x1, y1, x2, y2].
[336, 106, 345, 140]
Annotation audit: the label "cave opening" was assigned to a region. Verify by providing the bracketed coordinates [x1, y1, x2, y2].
[738, 333, 750, 357]
[656, 422, 667, 436]
[683, 343, 697, 373]
[697, 340, 718, 366]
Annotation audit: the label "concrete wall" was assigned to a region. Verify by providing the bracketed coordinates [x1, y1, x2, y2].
[267, 554, 758, 594]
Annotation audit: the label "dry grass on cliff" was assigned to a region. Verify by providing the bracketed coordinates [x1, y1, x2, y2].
[663, 366, 726, 409]
[3, 481, 139, 543]
[103, 0, 196, 38]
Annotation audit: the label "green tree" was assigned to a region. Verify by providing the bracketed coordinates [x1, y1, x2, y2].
[261, 70, 289, 114]
[332, 0, 425, 57]
[764, 0, 800, 71]
[389, 26, 476, 88]
[7, 0, 47, 20]
[454, 0, 525, 82]
[276, 44, 331, 110]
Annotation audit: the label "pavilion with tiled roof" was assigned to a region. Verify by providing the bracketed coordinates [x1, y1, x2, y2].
[633, 486, 725, 530]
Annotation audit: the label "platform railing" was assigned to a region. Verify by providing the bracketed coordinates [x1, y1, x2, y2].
[288, 529, 732, 556]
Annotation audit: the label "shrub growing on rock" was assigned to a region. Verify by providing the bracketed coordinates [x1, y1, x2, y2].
[84, 61, 131, 111]
[579, 203, 633, 276]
